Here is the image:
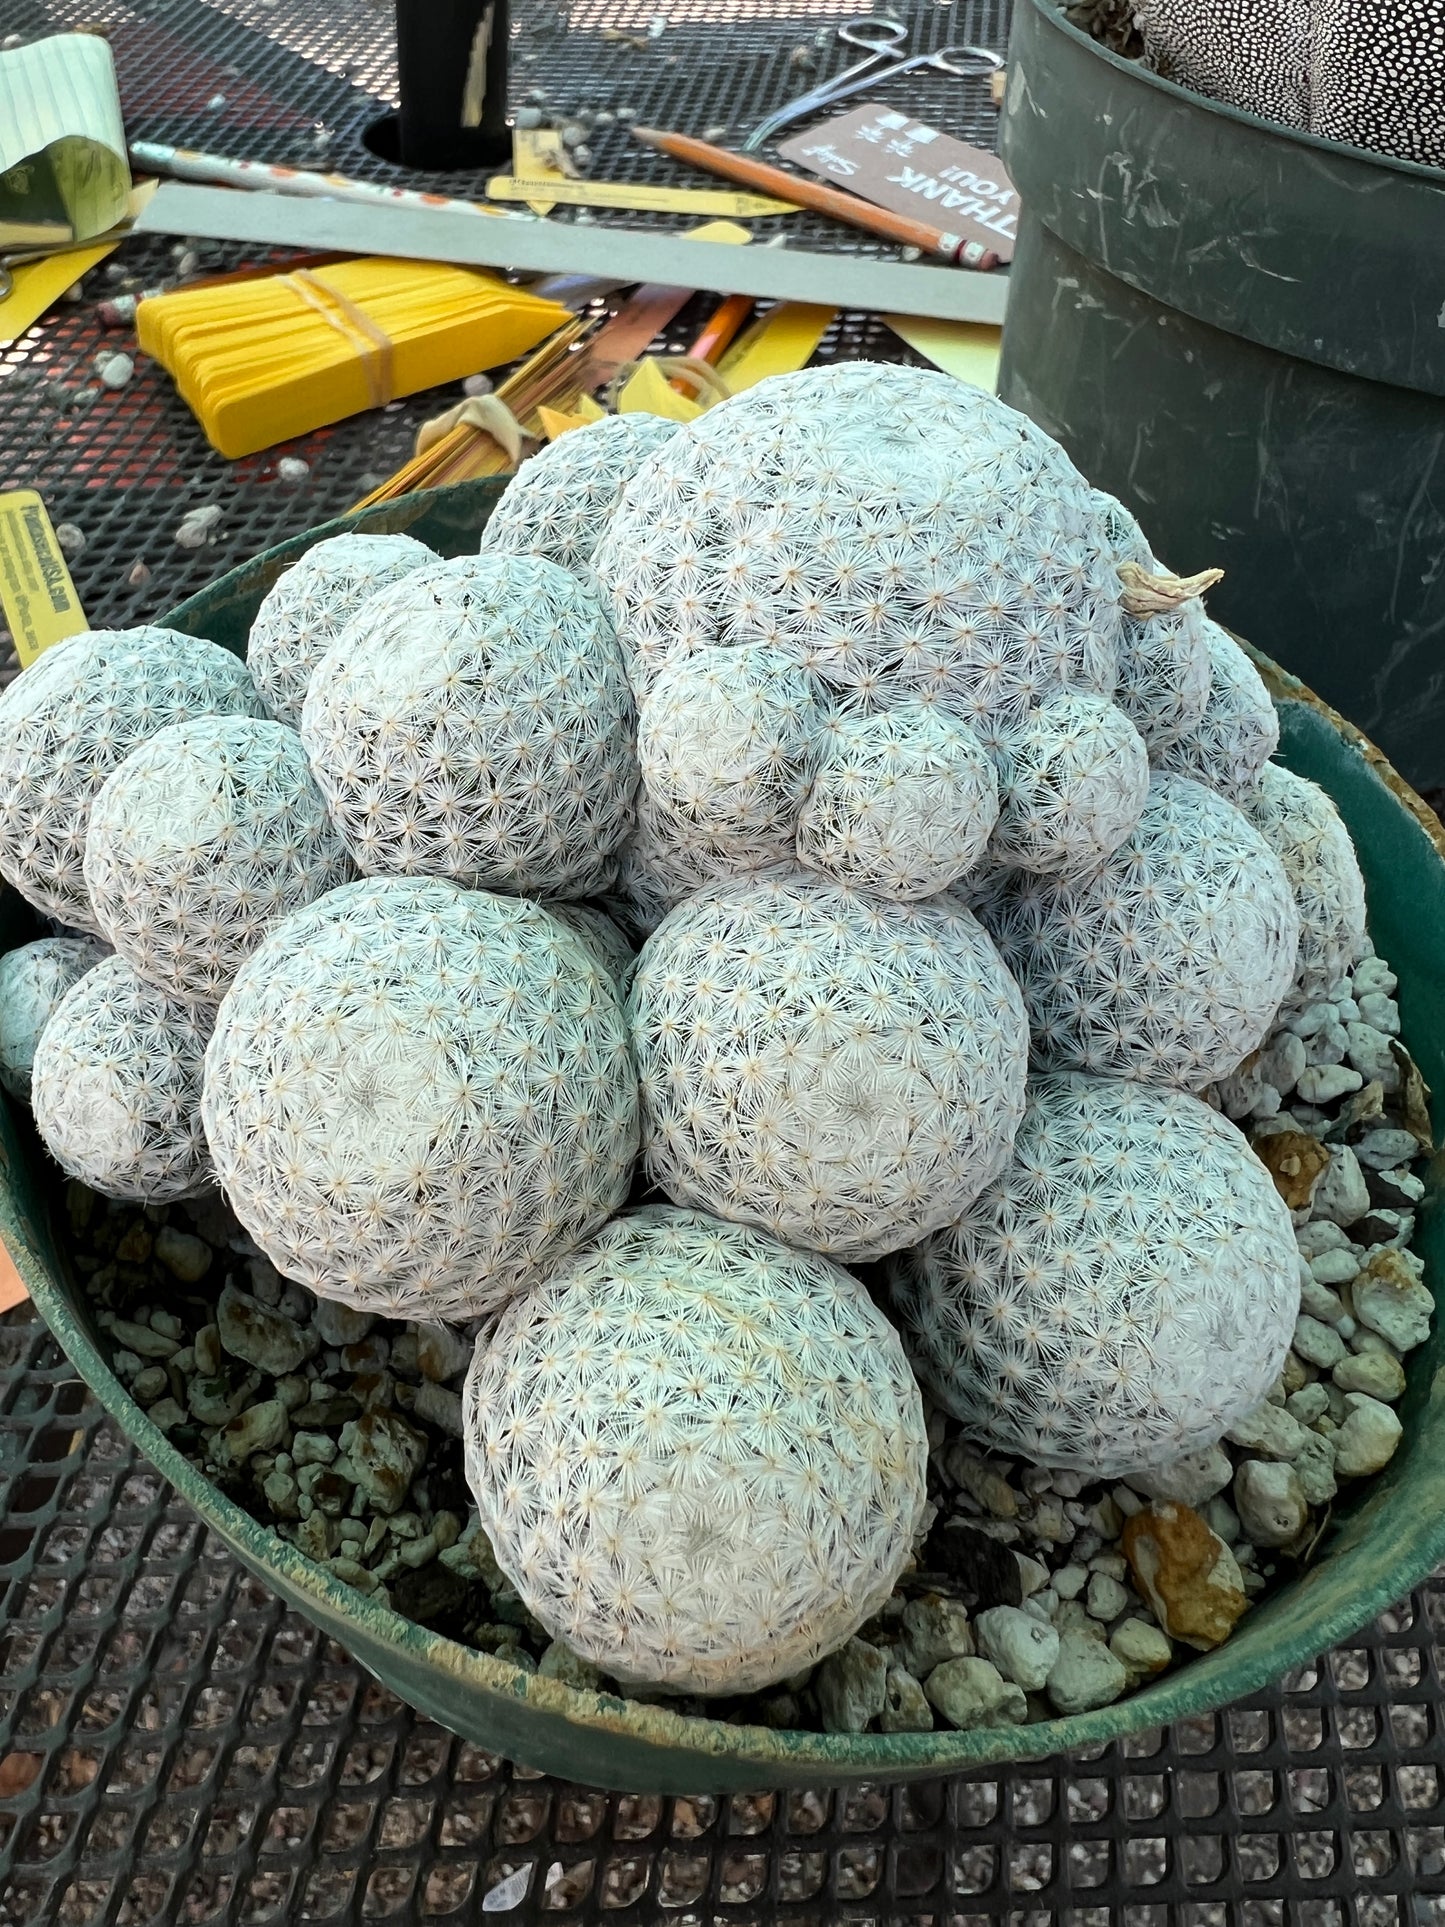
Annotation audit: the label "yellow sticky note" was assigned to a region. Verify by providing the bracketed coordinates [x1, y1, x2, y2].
[884, 314, 1001, 394]
[616, 358, 704, 423]
[716, 303, 836, 393]
[0, 490, 88, 665]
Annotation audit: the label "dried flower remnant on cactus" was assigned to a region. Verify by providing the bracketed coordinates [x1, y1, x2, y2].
[1153, 622, 1280, 801]
[245, 531, 435, 727]
[0, 627, 264, 934]
[32, 954, 214, 1202]
[639, 642, 829, 862]
[979, 774, 1300, 1090]
[479, 413, 682, 575]
[988, 692, 1150, 876]
[202, 878, 638, 1323]
[0, 937, 108, 1100]
[1090, 490, 1212, 753]
[592, 362, 1123, 721]
[464, 1205, 928, 1695]
[629, 869, 1029, 1259]
[301, 554, 636, 901]
[84, 717, 354, 1006]
[1239, 761, 1368, 1005]
[795, 704, 999, 900]
[889, 1073, 1299, 1477]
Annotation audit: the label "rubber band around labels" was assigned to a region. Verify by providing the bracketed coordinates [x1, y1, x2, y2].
[280, 268, 396, 408]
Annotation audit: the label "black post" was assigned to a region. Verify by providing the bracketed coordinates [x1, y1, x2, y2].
[365, 0, 511, 172]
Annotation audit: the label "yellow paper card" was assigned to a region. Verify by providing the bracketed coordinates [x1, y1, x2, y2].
[617, 358, 704, 423]
[0, 240, 113, 344]
[884, 314, 1001, 393]
[0, 490, 87, 664]
[716, 302, 836, 393]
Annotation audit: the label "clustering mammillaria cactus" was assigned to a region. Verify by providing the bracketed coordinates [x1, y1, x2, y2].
[795, 704, 999, 900]
[301, 554, 636, 900]
[979, 773, 1301, 1088]
[988, 692, 1150, 876]
[1090, 491, 1212, 753]
[202, 878, 638, 1322]
[0, 627, 264, 932]
[629, 869, 1029, 1259]
[604, 789, 771, 943]
[0, 936, 108, 1100]
[1154, 622, 1279, 801]
[1239, 761, 1368, 1003]
[21, 360, 1406, 1725]
[593, 363, 1124, 719]
[84, 717, 353, 1005]
[32, 954, 213, 1201]
[639, 642, 829, 862]
[246, 531, 435, 726]
[889, 1072, 1300, 1477]
[463, 1205, 928, 1695]
[479, 413, 681, 575]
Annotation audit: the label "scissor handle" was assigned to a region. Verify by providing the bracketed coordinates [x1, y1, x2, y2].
[930, 43, 1005, 75]
[834, 15, 909, 52]
[742, 18, 906, 152]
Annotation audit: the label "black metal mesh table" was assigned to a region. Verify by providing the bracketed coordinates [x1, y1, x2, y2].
[2, 0, 1445, 1917]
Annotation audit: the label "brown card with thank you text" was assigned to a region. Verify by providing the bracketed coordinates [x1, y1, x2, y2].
[778, 104, 1017, 263]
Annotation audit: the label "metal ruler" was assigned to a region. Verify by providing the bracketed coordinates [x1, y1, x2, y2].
[134, 183, 1012, 326]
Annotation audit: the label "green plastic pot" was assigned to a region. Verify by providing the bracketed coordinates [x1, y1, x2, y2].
[997, 0, 1445, 793]
[5, 479, 1444, 1794]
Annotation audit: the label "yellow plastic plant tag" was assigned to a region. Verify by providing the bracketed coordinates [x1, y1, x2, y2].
[0, 489, 87, 665]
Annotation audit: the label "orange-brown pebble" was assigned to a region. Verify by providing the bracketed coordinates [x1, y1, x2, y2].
[1252, 1130, 1331, 1211]
[1121, 1501, 1249, 1652]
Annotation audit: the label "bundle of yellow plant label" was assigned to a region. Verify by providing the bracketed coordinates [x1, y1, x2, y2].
[137, 257, 569, 460]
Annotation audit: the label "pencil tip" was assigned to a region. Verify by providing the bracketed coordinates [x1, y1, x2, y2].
[631, 126, 662, 143]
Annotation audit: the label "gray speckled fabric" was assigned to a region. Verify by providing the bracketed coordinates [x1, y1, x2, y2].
[1138, 0, 1445, 167]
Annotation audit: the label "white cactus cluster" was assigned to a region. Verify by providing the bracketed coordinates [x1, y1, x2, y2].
[0, 626, 263, 932]
[0, 364, 1386, 1700]
[1155, 621, 1280, 801]
[979, 773, 1302, 1089]
[987, 692, 1151, 876]
[301, 553, 636, 900]
[628, 869, 1029, 1260]
[0, 936, 108, 1100]
[84, 717, 353, 1005]
[246, 531, 435, 726]
[888, 1072, 1300, 1477]
[31, 954, 214, 1201]
[638, 642, 829, 863]
[1239, 761, 1368, 1003]
[593, 362, 1123, 717]
[795, 705, 999, 901]
[464, 1206, 928, 1695]
[478, 413, 682, 575]
[201, 879, 638, 1322]
[1091, 492, 1212, 753]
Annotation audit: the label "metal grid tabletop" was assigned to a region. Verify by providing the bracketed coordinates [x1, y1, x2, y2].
[2, 1310, 1444, 1924]
[2, 0, 1445, 1918]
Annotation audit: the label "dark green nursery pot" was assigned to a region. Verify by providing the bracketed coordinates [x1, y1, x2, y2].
[3, 479, 1442, 1793]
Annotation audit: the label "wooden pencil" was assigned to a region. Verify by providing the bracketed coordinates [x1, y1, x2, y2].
[630, 126, 1000, 270]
